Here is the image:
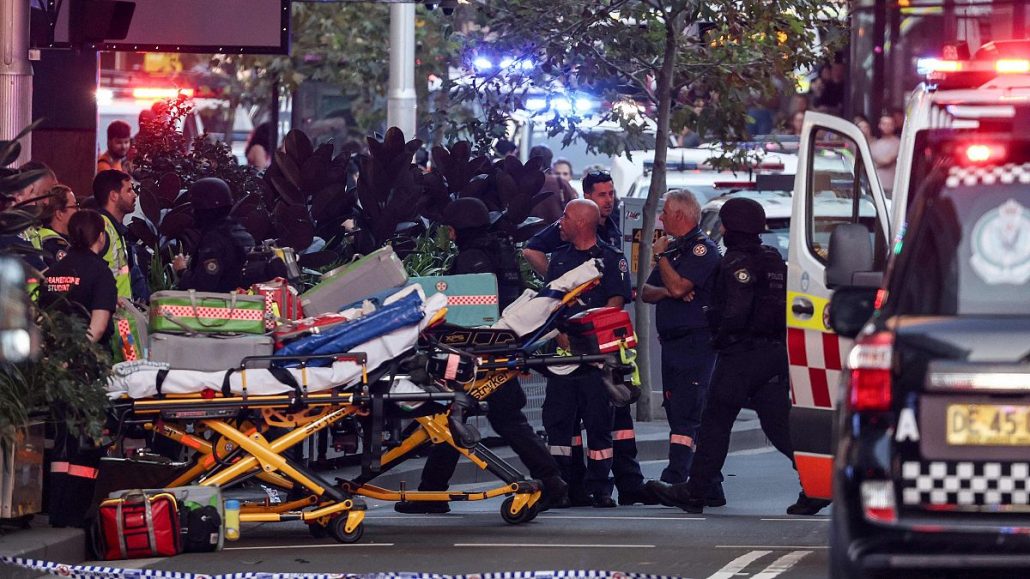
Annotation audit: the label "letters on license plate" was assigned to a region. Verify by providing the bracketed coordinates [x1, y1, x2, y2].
[946, 403, 1030, 446]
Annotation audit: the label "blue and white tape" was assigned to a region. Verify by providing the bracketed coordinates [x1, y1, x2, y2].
[0, 558, 683, 579]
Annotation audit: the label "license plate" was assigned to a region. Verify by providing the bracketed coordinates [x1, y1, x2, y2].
[946, 403, 1030, 446]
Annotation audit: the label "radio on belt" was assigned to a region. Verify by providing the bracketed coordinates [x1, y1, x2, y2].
[561, 307, 637, 355]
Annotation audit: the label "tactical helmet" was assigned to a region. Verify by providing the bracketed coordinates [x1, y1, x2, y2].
[442, 197, 491, 230]
[189, 178, 234, 211]
[719, 197, 766, 234]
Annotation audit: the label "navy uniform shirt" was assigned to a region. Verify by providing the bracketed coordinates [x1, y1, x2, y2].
[526, 215, 623, 254]
[646, 228, 721, 338]
[40, 248, 118, 343]
[546, 241, 631, 317]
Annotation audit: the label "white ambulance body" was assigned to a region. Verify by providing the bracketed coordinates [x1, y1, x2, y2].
[787, 44, 1030, 500]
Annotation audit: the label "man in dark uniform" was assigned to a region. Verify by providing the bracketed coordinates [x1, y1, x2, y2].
[173, 178, 254, 292]
[640, 190, 722, 499]
[525, 172, 656, 507]
[395, 197, 567, 514]
[542, 199, 634, 508]
[648, 198, 831, 515]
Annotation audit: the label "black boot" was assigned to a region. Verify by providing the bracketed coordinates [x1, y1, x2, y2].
[644, 480, 705, 514]
[617, 483, 661, 506]
[786, 492, 831, 515]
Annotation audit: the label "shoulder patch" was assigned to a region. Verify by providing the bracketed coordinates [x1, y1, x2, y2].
[203, 259, 221, 275]
[618, 258, 628, 273]
[55, 250, 67, 262]
[692, 244, 708, 257]
[734, 268, 752, 283]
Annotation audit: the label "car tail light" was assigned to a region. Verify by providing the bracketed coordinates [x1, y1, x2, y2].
[860, 481, 897, 524]
[996, 59, 1030, 74]
[963, 143, 1006, 164]
[848, 332, 893, 411]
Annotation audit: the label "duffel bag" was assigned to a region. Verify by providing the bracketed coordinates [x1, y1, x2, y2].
[112, 298, 149, 362]
[150, 333, 273, 371]
[150, 290, 266, 335]
[299, 246, 408, 315]
[95, 490, 182, 560]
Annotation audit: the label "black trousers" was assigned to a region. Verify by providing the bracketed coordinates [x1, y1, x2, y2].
[686, 341, 795, 495]
[418, 378, 560, 491]
[543, 368, 615, 497]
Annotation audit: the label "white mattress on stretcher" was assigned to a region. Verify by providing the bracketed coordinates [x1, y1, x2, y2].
[107, 259, 602, 400]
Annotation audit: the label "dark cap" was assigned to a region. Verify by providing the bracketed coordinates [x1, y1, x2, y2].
[719, 197, 766, 234]
[443, 197, 490, 229]
[188, 178, 234, 211]
[107, 120, 131, 140]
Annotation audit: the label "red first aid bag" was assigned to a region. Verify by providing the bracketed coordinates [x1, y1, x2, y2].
[563, 307, 638, 355]
[252, 278, 304, 330]
[272, 312, 350, 349]
[95, 490, 182, 560]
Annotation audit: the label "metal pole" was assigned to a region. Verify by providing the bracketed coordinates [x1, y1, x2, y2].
[0, 0, 33, 165]
[387, 2, 417, 138]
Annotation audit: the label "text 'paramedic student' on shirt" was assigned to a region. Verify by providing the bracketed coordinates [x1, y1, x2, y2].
[40, 210, 118, 344]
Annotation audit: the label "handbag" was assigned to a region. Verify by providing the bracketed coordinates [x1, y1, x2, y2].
[150, 290, 266, 335]
[95, 490, 182, 560]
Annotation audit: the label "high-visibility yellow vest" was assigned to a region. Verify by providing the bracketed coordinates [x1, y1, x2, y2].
[101, 214, 132, 299]
[21, 226, 42, 298]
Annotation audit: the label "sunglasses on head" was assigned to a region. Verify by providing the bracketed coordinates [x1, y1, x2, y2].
[587, 170, 611, 177]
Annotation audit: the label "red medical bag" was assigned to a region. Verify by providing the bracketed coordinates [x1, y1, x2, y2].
[563, 307, 637, 354]
[252, 278, 304, 330]
[95, 490, 182, 560]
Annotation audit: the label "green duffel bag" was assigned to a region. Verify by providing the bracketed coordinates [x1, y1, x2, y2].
[149, 290, 266, 335]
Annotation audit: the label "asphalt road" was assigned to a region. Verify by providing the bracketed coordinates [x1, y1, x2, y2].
[101, 448, 833, 579]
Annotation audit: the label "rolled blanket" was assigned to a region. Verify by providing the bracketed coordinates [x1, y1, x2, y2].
[490, 259, 601, 337]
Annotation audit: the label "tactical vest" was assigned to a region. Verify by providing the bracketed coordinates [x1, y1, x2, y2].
[101, 214, 132, 299]
[751, 245, 787, 337]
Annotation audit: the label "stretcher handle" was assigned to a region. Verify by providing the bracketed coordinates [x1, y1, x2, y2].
[237, 353, 368, 368]
[477, 352, 613, 370]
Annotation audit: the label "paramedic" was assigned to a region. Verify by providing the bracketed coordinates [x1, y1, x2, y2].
[647, 198, 831, 515]
[525, 171, 655, 507]
[174, 178, 254, 293]
[640, 189, 722, 499]
[394, 197, 568, 514]
[40, 210, 117, 344]
[542, 199, 632, 508]
[93, 170, 148, 301]
[37, 185, 78, 269]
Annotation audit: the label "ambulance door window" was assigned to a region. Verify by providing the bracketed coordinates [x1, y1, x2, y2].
[807, 129, 888, 269]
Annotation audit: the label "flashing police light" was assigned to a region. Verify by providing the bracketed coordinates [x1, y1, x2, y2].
[473, 56, 534, 73]
[131, 87, 194, 100]
[963, 143, 1006, 164]
[524, 95, 595, 115]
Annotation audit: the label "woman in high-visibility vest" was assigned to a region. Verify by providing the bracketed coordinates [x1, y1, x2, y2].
[35, 184, 78, 269]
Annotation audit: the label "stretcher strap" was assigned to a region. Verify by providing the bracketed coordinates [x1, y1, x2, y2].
[154, 369, 169, 399]
[220, 369, 236, 397]
[267, 366, 305, 411]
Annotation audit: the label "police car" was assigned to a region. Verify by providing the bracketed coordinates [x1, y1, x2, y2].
[783, 40, 1030, 577]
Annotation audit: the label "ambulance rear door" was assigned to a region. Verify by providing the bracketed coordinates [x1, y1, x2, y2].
[786, 112, 891, 500]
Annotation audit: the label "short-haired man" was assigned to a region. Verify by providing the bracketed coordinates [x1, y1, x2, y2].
[640, 190, 723, 500]
[525, 171, 656, 506]
[98, 120, 133, 173]
[542, 199, 632, 508]
[92, 169, 145, 300]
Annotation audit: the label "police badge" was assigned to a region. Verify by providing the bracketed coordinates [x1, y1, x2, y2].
[693, 244, 708, 256]
[969, 199, 1030, 285]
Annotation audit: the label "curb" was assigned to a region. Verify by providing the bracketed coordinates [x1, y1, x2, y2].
[0, 518, 85, 579]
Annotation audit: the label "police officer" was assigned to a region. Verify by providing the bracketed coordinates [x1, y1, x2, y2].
[640, 190, 722, 497]
[525, 172, 656, 507]
[542, 199, 633, 508]
[395, 197, 567, 514]
[173, 178, 254, 292]
[647, 198, 831, 515]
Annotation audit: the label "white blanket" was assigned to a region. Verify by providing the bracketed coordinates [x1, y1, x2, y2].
[490, 259, 601, 337]
[107, 292, 447, 399]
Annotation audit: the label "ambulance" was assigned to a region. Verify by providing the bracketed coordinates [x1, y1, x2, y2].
[788, 40, 1030, 576]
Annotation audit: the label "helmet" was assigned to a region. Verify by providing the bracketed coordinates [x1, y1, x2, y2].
[189, 178, 234, 211]
[442, 197, 490, 230]
[719, 197, 766, 234]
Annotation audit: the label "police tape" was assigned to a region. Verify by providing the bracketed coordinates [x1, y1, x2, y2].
[0, 557, 683, 579]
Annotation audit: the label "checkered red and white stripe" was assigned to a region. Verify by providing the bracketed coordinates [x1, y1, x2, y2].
[787, 327, 845, 409]
[116, 319, 138, 361]
[153, 304, 265, 321]
[445, 295, 498, 306]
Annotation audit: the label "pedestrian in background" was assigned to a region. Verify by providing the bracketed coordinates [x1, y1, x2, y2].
[648, 198, 830, 515]
[552, 158, 574, 183]
[40, 209, 117, 344]
[640, 190, 723, 504]
[529, 144, 579, 224]
[394, 197, 567, 514]
[97, 120, 133, 173]
[871, 113, 901, 197]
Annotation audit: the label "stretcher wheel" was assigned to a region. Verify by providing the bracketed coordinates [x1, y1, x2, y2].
[500, 496, 534, 525]
[328, 516, 364, 543]
[307, 522, 329, 539]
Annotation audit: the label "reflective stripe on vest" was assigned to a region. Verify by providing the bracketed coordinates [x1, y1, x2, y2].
[102, 215, 132, 299]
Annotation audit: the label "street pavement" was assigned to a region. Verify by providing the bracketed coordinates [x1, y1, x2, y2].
[68, 448, 832, 579]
